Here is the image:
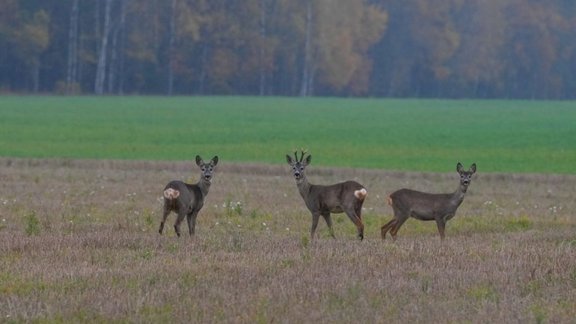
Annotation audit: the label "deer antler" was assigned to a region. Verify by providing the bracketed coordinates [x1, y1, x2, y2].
[293, 149, 299, 162]
[299, 148, 308, 162]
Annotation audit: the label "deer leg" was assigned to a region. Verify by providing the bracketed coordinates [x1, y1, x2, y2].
[187, 211, 198, 236]
[344, 208, 364, 240]
[310, 212, 321, 240]
[322, 212, 335, 238]
[390, 216, 409, 241]
[159, 206, 171, 235]
[435, 219, 446, 240]
[174, 212, 186, 237]
[380, 219, 396, 240]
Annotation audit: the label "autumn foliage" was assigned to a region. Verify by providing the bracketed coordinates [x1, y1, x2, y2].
[0, 0, 574, 98]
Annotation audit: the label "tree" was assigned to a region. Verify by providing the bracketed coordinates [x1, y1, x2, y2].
[11, 9, 51, 92]
[94, 0, 112, 95]
[501, 1, 570, 99]
[449, 0, 509, 98]
[313, 0, 387, 95]
[66, 0, 80, 94]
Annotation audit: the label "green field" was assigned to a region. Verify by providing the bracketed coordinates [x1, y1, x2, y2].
[0, 96, 574, 173]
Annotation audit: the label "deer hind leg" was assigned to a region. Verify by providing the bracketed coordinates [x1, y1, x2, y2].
[344, 208, 364, 240]
[380, 219, 396, 240]
[321, 212, 335, 238]
[389, 215, 409, 241]
[159, 201, 172, 234]
[187, 211, 199, 236]
[385, 203, 410, 241]
[355, 204, 365, 240]
[173, 212, 186, 237]
[381, 203, 403, 240]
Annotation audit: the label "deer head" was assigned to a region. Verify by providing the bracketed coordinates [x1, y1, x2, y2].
[457, 162, 476, 189]
[196, 155, 219, 182]
[286, 150, 311, 182]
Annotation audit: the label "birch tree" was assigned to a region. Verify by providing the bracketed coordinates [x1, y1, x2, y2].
[94, 0, 113, 95]
[66, 0, 79, 94]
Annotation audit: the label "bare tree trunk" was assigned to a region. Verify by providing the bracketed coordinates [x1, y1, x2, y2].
[66, 0, 79, 94]
[107, 24, 118, 94]
[94, 0, 101, 52]
[118, 0, 127, 94]
[32, 61, 40, 93]
[167, 0, 177, 95]
[95, 0, 113, 95]
[258, 0, 267, 96]
[107, 0, 126, 94]
[299, 0, 313, 97]
[198, 43, 208, 94]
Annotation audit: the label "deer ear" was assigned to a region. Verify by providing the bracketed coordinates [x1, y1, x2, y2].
[456, 162, 463, 173]
[195, 155, 203, 166]
[304, 154, 312, 166]
[286, 154, 294, 165]
[211, 156, 219, 166]
[470, 163, 477, 174]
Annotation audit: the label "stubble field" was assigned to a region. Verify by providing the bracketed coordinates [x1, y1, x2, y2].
[1, 158, 575, 323]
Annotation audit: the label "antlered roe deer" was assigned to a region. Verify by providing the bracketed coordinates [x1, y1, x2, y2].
[159, 155, 218, 237]
[286, 150, 368, 240]
[381, 162, 476, 240]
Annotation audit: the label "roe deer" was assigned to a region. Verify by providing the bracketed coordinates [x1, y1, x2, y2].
[381, 162, 476, 240]
[159, 155, 219, 237]
[286, 150, 368, 240]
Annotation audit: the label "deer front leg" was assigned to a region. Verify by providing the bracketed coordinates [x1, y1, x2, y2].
[310, 212, 321, 240]
[435, 218, 446, 240]
[322, 212, 336, 238]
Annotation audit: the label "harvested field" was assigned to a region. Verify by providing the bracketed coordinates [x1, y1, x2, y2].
[1, 158, 575, 322]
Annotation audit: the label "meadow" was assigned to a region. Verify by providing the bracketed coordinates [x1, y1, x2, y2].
[0, 158, 575, 323]
[0, 97, 575, 322]
[0, 96, 574, 173]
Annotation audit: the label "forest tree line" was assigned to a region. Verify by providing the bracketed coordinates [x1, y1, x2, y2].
[1, 0, 575, 99]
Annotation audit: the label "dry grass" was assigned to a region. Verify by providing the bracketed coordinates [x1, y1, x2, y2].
[1, 158, 575, 323]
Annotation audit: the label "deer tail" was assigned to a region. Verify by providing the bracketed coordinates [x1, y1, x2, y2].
[387, 195, 393, 206]
[354, 188, 368, 200]
[163, 188, 180, 200]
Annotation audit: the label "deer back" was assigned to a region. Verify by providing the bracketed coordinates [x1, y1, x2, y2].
[306, 180, 365, 212]
[390, 189, 461, 218]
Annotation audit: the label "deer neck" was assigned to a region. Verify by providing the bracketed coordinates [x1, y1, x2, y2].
[197, 178, 212, 196]
[296, 175, 312, 198]
[451, 183, 468, 205]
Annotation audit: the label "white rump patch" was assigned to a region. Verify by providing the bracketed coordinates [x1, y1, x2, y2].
[354, 188, 367, 200]
[163, 188, 180, 199]
[387, 195, 393, 206]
